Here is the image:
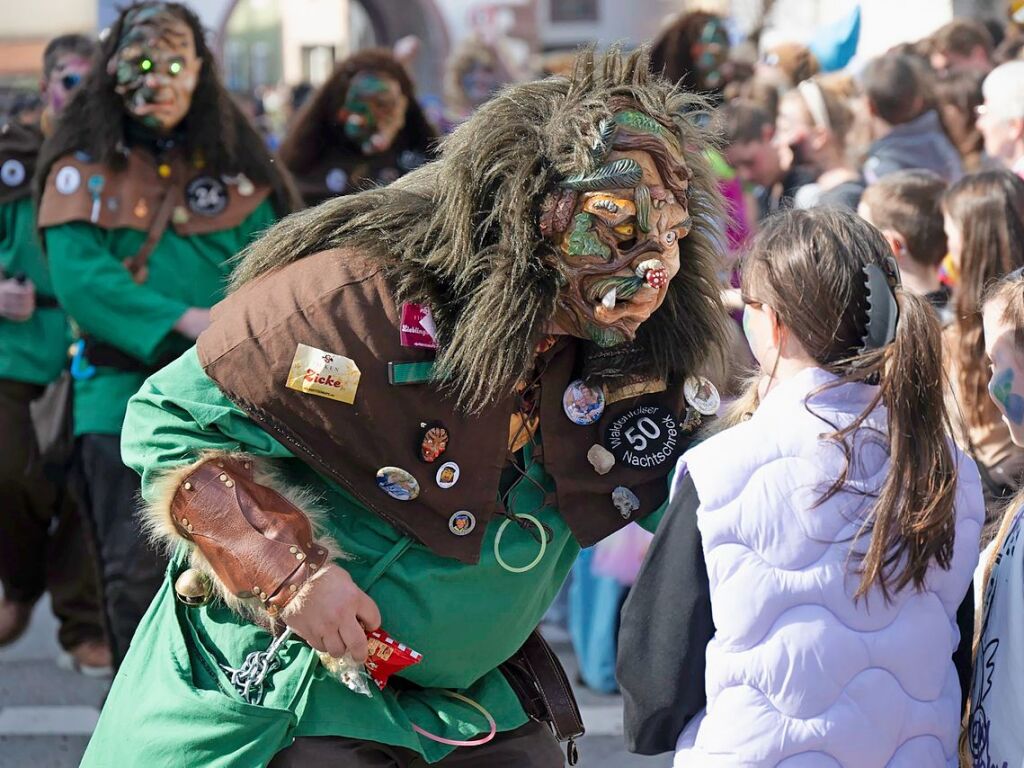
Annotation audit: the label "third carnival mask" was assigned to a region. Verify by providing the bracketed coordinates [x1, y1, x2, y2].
[542, 110, 693, 349]
[107, 5, 202, 131]
[337, 70, 409, 155]
[691, 19, 729, 90]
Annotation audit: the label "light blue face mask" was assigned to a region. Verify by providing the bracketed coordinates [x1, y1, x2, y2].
[742, 303, 756, 349]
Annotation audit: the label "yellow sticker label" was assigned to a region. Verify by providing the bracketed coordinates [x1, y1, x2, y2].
[286, 343, 361, 404]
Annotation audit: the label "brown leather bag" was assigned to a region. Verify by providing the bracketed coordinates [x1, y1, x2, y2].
[499, 629, 585, 766]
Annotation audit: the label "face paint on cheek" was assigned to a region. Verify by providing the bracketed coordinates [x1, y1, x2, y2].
[991, 367, 1024, 425]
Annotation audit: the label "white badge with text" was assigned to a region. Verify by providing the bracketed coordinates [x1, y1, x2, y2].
[286, 343, 361, 404]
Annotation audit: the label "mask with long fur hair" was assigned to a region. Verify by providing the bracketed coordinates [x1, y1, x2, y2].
[232, 47, 728, 412]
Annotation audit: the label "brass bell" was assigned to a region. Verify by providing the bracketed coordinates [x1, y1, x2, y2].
[174, 568, 212, 607]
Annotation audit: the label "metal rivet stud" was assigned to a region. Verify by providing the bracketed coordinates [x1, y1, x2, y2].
[296, 552, 305, 561]
[183, 482, 192, 491]
[288, 546, 297, 554]
[219, 473, 228, 482]
[225, 480, 234, 488]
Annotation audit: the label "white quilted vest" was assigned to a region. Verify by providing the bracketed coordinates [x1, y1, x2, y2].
[674, 366, 984, 768]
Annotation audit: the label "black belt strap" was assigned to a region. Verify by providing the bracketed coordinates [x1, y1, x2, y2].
[82, 336, 178, 375]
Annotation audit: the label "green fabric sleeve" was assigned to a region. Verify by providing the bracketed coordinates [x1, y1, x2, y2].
[44, 222, 190, 364]
[122, 346, 292, 505]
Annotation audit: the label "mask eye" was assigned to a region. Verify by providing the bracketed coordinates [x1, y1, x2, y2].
[139, 58, 153, 73]
[168, 59, 184, 76]
[663, 230, 677, 245]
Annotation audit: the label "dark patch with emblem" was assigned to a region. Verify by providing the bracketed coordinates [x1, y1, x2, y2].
[185, 176, 229, 217]
[603, 405, 681, 470]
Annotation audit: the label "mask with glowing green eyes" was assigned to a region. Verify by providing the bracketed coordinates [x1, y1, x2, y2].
[107, 5, 202, 131]
[540, 110, 694, 348]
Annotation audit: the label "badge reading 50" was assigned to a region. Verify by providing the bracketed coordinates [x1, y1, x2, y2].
[604, 405, 681, 470]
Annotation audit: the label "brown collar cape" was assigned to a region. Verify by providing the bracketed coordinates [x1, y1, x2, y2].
[289, 145, 428, 207]
[197, 248, 700, 563]
[0, 122, 41, 206]
[37, 147, 270, 235]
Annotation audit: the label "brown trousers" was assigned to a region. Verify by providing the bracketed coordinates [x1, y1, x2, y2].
[268, 720, 565, 768]
[0, 379, 104, 650]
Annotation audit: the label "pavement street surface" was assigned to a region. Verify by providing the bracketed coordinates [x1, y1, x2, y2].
[0, 599, 672, 768]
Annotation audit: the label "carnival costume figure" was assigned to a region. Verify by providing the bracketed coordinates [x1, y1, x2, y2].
[83, 48, 728, 766]
[35, 1, 298, 665]
[279, 49, 438, 207]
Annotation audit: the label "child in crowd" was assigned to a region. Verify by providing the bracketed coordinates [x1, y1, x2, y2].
[775, 75, 864, 210]
[862, 53, 963, 184]
[619, 208, 982, 766]
[970, 268, 1024, 766]
[859, 170, 950, 319]
[942, 171, 1024, 523]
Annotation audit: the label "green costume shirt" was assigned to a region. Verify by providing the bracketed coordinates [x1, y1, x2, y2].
[84, 347, 665, 766]
[42, 200, 276, 435]
[0, 196, 69, 385]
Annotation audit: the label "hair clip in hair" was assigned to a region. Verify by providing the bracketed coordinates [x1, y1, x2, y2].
[860, 256, 900, 352]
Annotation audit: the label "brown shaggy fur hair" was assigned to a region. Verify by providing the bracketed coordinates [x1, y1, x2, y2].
[232, 47, 729, 413]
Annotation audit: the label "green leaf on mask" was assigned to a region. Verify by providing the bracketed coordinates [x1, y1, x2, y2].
[567, 213, 611, 258]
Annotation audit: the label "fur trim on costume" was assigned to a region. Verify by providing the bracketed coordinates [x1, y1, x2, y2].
[140, 451, 344, 623]
[229, 46, 729, 413]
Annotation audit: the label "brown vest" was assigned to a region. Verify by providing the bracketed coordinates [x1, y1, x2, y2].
[197, 248, 698, 563]
[37, 148, 269, 235]
[290, 146, 427, 208]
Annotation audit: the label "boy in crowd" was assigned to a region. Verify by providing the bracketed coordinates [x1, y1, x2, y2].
[858, 169, 951, 321]
[928, 18, 994, 76]
[719, 99, 814, 219]
[862, 53, 963, 184]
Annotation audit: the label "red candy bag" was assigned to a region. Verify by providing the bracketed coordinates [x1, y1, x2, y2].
[364, 629, 423, 690]
[319, 627, 423, 696]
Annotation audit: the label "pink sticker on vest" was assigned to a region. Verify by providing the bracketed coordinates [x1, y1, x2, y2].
[400, 303, 437, 349]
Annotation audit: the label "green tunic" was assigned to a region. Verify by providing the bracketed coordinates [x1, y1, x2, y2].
[42, 200, 276, 435]
[84, 347, 665, 766]
[0, 197, 69, 385]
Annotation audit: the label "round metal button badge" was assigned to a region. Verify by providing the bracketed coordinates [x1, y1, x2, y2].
[684, 376, 720, 416]
[436, 461, 460, 489]
[449, 511, 476, 536]
[376, 466, 420, 501]
[325, 168, 348, 193]
[185, 176, 229, 217]
[55, 165, 81, 195]
[603, 405, 682, 470]
[562, 379, 605, 425]
[0, 159, 25, 187]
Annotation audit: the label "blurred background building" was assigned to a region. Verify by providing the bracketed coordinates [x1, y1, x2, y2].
[0, 0, 1007, 118]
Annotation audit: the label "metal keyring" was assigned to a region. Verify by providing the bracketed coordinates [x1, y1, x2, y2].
[494, 514, 547, 574]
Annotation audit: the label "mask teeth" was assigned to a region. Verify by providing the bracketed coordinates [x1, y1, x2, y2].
[601, 287, 617, 310]
[634, 258, 664, 278]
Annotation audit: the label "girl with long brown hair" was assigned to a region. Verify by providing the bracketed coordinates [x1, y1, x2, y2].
[942, 170, 1024, 531]
[967, 268, 1024, 765]
[620, 207, 983, 765]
